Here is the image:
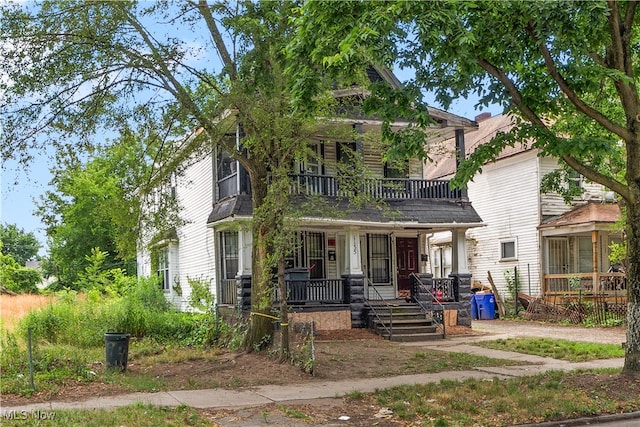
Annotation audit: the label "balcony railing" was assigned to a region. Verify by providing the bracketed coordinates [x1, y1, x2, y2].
[543, 272, 627, 296]
[289, 174, 464, 200]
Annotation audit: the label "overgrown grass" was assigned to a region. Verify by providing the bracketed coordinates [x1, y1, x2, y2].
[0, 276, 235, 396]
[0, 403, 213, 426]
[0, 294, 56, 332]
[473, 338, 625, 362]
[357, 369, 638, 426]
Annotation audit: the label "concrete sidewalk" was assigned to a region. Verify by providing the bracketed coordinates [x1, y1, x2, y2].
[1, 324, 628, 414]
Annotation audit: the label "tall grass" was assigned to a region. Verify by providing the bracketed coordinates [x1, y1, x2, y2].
[0, 294, 56, 332]
[16, 277, 209, 347]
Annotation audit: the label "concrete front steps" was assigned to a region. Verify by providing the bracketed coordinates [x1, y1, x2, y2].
[365, 300, 444, 342]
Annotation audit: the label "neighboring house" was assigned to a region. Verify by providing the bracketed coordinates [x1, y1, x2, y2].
[137, 67, 484, 331]
[425, 113, 624, 305]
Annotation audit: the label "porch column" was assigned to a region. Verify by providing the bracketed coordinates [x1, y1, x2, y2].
[343, 227, 365, 328]
[450, 227, 472, 326]
[238, 228, 252, 276]
[592, 230, 599, 292]
[450, 228, 469, 275]
[236, 228, 252, 315]
[343, 227, 363, 275]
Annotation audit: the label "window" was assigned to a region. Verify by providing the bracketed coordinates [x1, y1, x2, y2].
[217, 150, 237, 180]
[432, 246, 452, 278]
[337, 141, 357, 166]
[220, 231, 239, 279]
[368, 234, 391, 284]
[384, 160, 409, 178]
[578, 236, 593, 273]
[157, 246, 170, 292]
[500, 239, 517, 260]
[285, 231, 326, 279]
[302, 143, 324, 175]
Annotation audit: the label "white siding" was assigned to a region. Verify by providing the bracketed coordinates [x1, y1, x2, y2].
[173, 154, 217, 311]
[136, 153, 217, 312]
[464, 150, 543, 298]
[539, 157, 610, 217]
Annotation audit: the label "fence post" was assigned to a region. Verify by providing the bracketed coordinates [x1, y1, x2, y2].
[514, 266, 519, 315]
[28, 327, 35, 390]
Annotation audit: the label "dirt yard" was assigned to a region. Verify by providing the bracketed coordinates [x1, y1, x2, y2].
[2, 324, 638, 426]
[1, 327, 478, 408]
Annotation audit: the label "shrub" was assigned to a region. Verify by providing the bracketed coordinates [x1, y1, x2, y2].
[0, 250, 41, 294]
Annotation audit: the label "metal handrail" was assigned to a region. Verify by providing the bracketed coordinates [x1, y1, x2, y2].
[410, 273, 446, 339]
[364, 277, 394, 340]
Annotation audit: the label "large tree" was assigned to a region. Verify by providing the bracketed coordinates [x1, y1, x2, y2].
[290, 0, 640, 374]
[0, 0, 335, 350]
[35, 131, 149, 286]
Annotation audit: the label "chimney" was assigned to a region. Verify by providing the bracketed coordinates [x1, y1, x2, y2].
[475, 112, 492, 122]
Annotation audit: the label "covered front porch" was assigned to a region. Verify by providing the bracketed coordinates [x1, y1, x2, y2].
[539, 202, 626, 302]
[214, 222, 479, 330]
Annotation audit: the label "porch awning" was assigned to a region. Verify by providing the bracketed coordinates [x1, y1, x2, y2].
[207, 194, 483, 230]
[538, 202, 621, 235]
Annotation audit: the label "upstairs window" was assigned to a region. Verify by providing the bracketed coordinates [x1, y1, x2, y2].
[384, 159, 409, 179]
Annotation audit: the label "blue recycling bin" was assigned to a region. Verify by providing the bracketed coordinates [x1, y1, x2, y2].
[475, 294, 496, 320]
[470, 295, 479, 320]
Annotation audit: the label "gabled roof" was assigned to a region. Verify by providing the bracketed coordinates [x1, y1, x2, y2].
[333, 65, 478, 145]
[539, 202, 621, 229]
[425, 113, 530, 179]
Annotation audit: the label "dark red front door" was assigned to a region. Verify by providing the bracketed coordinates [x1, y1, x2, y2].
[396, 238, 419, 292]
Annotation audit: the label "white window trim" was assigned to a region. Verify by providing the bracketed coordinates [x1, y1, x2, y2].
[499, 238, 518, 261]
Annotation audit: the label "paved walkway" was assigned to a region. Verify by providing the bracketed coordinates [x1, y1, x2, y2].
[1, 320, 637, 426]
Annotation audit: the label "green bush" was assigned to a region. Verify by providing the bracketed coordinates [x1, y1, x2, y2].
[0, 250, 41, 293]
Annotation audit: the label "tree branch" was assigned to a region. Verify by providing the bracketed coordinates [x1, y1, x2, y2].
[196, 0, 235, 79]
[476, 58, 629, 200]
[526, 20, 630, 140]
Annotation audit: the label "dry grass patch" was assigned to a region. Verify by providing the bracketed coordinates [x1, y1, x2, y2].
[0, 294, 55, 331]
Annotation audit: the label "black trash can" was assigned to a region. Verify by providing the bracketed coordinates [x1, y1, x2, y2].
[104, 332, 130, 371]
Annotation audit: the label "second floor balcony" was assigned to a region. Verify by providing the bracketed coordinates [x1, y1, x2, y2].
[218, 172, 465, 201]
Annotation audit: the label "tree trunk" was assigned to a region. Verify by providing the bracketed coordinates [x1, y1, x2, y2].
[623, 158, 640, 374]
[243, 172, 275, 351]
[278, 256, 290, 361]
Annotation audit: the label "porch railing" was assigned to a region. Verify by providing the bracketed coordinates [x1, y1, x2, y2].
[274, 278, 344, 304]
[433, 277, 456, 302]
[219, 279, 238, 305]
[543, 272, 627, 295]
[289, 174, 463, 200]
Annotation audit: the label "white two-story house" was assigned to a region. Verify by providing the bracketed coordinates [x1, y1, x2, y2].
[137, 67, 484, 333]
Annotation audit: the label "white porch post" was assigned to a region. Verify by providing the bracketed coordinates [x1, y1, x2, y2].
[238, 228, 252, 276]
[344, 227, 363, 275]
[451, 227, 469, 274]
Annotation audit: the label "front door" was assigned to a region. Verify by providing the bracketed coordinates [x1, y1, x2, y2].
[396, 238, 419, 293]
